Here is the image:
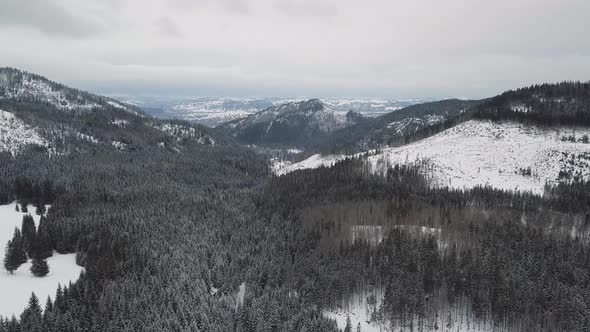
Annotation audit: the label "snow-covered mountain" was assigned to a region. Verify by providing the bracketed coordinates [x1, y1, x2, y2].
[0, 67, 133, 113]
[0, 68, 218, 155]
[312, 99, 481, 153]
[220, 99, 361, 147]
[131, 97, 422, 127]
[275, 119, 590, 195]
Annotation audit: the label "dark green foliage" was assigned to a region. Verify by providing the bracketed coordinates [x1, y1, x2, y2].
[20, 293, 42, 332]
[35, 216, 53, 259]
[30, 257, 49, 277]
[4, 228, 27, 274]
[3, 240, 18, 274]
[21, 215, 36, 257]
[473, 81, 590, 126]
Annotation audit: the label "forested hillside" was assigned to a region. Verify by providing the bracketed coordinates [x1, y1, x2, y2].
[0, 72, 589, 332]
[221, 99, 360, 148]
[312, 99, 481, 154]
[473, 81, 590, 126]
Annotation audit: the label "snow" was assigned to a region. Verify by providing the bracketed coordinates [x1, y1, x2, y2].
[0, 110, 47, 155]
[324, 289, 508, 332]
[0, 202, 83, 318]
[351, 225, 384, 245]
[236, 282, 246, 310]
[151, 122, 212, 145]
[274, 154, 347, 175]
[277, 120, 590, 195]
[111, 119, 129, 128]
[1, 77, 99, 111]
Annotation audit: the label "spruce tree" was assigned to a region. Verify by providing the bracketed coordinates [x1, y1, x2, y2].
[35, 216, 53, 259]
[12, 228, 28, 265]
[3, 240, 18, 274]
[344, 316, 352, 332]
[30, 257, 49, 277]
[21, 215, 36, 257]
[20, 293, 42, 332]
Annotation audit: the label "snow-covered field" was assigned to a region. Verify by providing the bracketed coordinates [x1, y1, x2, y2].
[0, 203, 82, 318]
[0, 110, 47, 155]
[275, 120, 590, 195]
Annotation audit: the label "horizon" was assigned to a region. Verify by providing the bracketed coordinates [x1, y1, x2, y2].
[2, 0, 589, 99]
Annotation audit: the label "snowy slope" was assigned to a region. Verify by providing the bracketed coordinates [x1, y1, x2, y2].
[275, 120, 590, 195]
[0, 203, 83, 318]
[0, 68, 137, 114]
[0, 110, 47, 155]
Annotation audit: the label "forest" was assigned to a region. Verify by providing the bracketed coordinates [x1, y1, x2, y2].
[0, 80, 589, 331]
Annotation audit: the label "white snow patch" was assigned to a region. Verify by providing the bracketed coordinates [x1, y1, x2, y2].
[236, 282, 246, 309]
[279, 120, 590, 195]
[351, 225, 384, 245]
[111, 119, 129, 128]
[0, 110, 47, 155]
[0, 202, 83, 318]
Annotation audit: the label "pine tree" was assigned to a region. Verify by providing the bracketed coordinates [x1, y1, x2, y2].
[21, 215, 36, 257]
[344, 315, 352, 332]
[20, 293, 42, 332]
[3, 240, 18, 274]
[11, 228, 27, 265]
[35, 216, 52, 259]
[30, 257, 49, 277]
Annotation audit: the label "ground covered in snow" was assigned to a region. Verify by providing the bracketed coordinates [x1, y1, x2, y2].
[0, 110, 47, 155]
[0, 203, 83, 318]
[275, 120, 590, 195]
[325, 289, 510, 332]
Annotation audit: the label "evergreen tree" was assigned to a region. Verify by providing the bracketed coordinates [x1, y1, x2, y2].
[30, 257, 49, 277]
[344, 315, 352, 332]
[3, 240, 18, 274]
[4, 229, 27, 274]
[20, 293, 42, 332]
[35, 216, 52, 259]
[21, 215, 36, 257]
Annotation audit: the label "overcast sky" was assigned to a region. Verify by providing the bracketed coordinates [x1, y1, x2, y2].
[0, 0, 589, 98]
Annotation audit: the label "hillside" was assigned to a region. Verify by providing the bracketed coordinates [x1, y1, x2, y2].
[276, 119, 590, 194]
[220, 99, 362, 147]
[473, 81, 590, 126]
[0, 68, 220, 156]
[312, 99, 482, 153]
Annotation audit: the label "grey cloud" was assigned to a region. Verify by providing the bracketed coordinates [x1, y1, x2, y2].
[274, 0, 338, 17]
[0, 0, 101, 37]
[154, 17, 183, 37]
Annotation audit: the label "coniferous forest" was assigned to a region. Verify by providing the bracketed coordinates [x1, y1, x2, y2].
[0, 145, 589, 331]
[0, 69, 589, 331]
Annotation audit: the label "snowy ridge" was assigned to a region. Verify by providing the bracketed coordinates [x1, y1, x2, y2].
[0, 110, 47, 155]
[0, 68, 139, 115]
[275, 120, 590, 195]
[0, 73, 99, 111]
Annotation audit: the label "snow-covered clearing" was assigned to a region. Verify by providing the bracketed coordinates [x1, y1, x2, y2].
[325, 289, 511, 332]
[0, 202, 83, 318]
[276, 120, 590, 195]
[0, 110, 47, 155]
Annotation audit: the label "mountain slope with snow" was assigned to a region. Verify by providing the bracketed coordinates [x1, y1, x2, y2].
[313, 99, 481, 153]
[0, 110, 47, 155]
[0, 68, 220, 155]
[276, 120, 590, 195]
[0, 67, 134, 113]
[221, 99, 359, 146]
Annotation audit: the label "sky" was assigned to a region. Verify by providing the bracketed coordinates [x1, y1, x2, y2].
[0, 0, 589, 99]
